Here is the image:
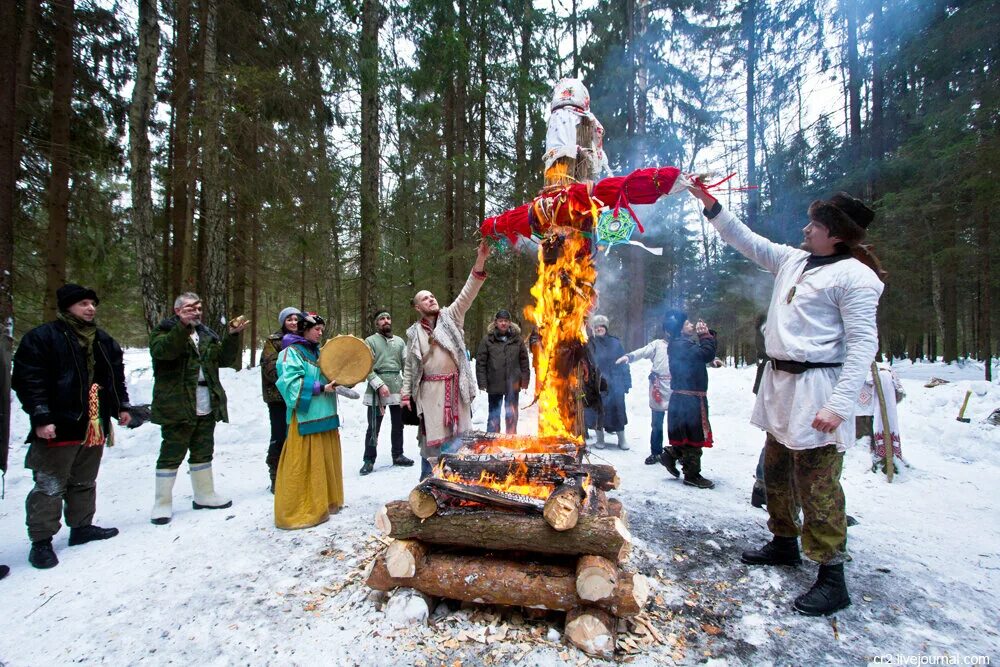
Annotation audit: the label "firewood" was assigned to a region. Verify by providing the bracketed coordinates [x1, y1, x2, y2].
[377, 500, 631, 562]
[608, 573, 649, 617]
[408, 484, 439, 519]
[366, 550, 645, 617]
[543, 480, 586, 531]
[565, 606, 616, 659]
[436, 453, 618, 491]
[575, 555, 618, 602]
[385, 539, 427, 578]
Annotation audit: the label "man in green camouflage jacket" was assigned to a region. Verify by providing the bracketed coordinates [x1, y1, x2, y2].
[148, 292, 248, 525]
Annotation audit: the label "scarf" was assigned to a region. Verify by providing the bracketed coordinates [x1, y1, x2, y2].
[281, 333, 318, 354]
[57, 311, 105, 446]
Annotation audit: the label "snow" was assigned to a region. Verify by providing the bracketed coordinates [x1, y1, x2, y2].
[2, 349, 999, 665]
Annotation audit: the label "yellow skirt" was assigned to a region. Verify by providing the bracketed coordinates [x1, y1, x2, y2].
[274, 415, 344, 530]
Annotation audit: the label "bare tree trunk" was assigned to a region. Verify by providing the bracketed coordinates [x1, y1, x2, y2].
[199, 0, 227, 335]
[42, 0, 75, 320]
[0, 0, 18, 473]
[169, 0, 192, 298]
[13, 0, 39, 176]
[845, 0, 862, 163]
[359, 0, 380, 326]
[443, 79, 456, 299]
[742, 0, 759, 228]
[249, 207, 259, 367]
[869, 0, 885, 170]
[978, 209, 991, 380]
[129, 0, 163, 332]
[514, 0, 532, 204]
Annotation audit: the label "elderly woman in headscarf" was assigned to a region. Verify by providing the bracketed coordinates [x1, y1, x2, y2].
[660, 309, 718, 489]
[274, 312, 344, 529]
[585, 315, 631, 449]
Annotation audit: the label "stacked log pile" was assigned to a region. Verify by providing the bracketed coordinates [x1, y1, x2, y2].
[366, 434, 647, 658]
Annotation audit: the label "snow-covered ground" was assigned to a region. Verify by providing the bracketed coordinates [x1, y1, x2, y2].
[2, 351, 998, 665]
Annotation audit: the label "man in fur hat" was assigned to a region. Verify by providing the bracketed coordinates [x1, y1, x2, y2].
[475, 309, 531, 434]
[402, 242, 491, 479]
[12, 284, 131, 569]
[689, 186, 884, 616]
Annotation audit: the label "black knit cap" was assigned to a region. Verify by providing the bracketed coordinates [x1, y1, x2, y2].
[297, 312, 326, 333]
[662, 309, 687, 338]
[57, 283, 99, 311]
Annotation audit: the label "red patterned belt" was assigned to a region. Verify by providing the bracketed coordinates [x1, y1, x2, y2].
[423, 372, 460, 429]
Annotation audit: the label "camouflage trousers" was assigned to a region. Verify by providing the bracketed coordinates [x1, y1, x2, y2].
[665, 444, 703, 477]
[156, 415, 217, 469]
[763, 433, 847, 565]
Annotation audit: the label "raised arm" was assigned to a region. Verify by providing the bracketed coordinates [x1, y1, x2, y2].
[449, 242, 491, 324]
[689, 188, 797, 274]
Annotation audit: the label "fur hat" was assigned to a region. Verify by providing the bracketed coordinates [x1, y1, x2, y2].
[591, 315, 610, 330]
[662, 309, 687, 338]
[297, 312, 325, 333]
[278, 307, 299, 330]
[808, 192, 874, 248]
[57, 284, 99, 312]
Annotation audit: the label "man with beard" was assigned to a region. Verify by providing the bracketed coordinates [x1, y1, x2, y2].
[689, 185, 884, 616]
[12, 284, 131, 569]
[148, 292, 249, 525]
[402, 242, 491, 480]
[360, 310, 413, 475]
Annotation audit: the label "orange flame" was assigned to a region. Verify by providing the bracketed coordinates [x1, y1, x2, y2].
[433, 458, 592, 502]
[524, 231, 597, 440]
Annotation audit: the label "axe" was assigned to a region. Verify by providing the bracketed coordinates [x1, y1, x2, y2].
[957, 390, 972, 423]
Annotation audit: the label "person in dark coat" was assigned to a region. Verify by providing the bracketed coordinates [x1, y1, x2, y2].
[586, 315, 631, 449]
[475, 310, 531, 434]
[659, 309, 717, 489]
[11, 284, 131, 569]
[261, 307, 300, 492]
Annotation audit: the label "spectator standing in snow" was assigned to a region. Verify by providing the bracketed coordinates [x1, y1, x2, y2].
[12, 284, 131, 569]
[616, 327, 671, 464]
[585, 315, 630, 449]
[475, 309, 531, 434]
[360, 310, 413, 476]
[274, 312, 344, 529]
[148, 292, 247, 525]
[658, 310, 718, 489]
[261, 307, 299, 492]
[690, 185, 884, 617]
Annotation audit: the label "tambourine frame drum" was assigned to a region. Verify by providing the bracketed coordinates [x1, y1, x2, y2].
[318, 335, 374, 386]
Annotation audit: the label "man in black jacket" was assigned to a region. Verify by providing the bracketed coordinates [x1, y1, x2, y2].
[475, 310, 530, 434]
[12, 284, 131, 569]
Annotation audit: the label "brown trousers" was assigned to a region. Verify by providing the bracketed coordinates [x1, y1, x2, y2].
[763, 433, 848, 565]
[24, 438, 105, 543]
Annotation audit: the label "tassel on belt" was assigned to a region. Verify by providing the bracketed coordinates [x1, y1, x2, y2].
[423, 372, 461, 429]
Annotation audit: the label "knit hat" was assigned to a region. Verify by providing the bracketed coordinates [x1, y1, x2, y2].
[297, 312, 325, 333]
[57, 284, 99, 312]
[278, 306, 299, 330]
[374, 310, 391, 322]
[808, 192, 874, 247]
[591, 315, 609, 330]
[495, 309, 512, 321]
[662, 309, 687, 338]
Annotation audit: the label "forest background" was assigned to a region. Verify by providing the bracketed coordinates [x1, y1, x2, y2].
[0, 0, 996, 394]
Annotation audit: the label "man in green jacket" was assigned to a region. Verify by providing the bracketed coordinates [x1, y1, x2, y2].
[148, 292, 248, 525]
[360, 311, 413, 475]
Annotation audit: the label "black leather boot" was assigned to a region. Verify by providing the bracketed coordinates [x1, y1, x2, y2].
[793, 563, 851, 616]
[741, 536, 802, 566]
[659, 449, 680, 478]
[29, 539, 58, 569]
[68, 525, 120, 546]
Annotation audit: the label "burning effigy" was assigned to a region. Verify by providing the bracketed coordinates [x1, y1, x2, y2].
[366, 78, 703, 658]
